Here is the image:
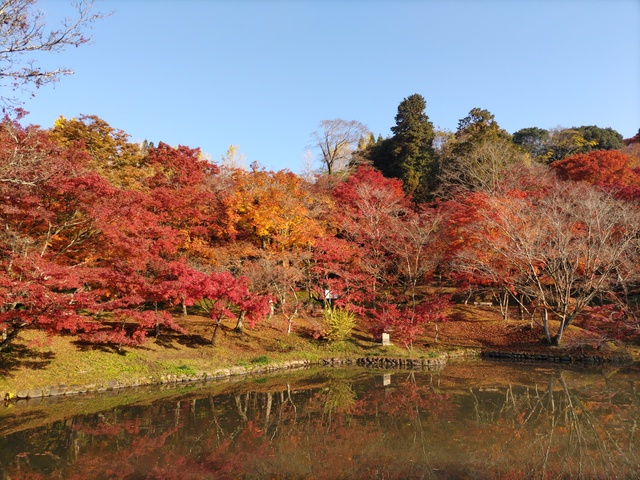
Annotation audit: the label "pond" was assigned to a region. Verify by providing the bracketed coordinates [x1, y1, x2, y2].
[1, 361, 639, 479]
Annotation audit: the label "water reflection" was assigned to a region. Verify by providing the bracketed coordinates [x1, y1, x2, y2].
[1, 363, 639, 479]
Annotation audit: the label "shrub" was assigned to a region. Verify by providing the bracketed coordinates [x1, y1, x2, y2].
[250, 355, 270, 365]
[323, 307, 356, 343]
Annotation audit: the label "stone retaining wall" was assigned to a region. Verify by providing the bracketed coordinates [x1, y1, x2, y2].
[2, 350, 480, 404]
[3, 358, 313, 402]
[481, 350, 633, 364]
[3, 347, 633, 404]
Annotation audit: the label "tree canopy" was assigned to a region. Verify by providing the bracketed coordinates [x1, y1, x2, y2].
[371, 94, 437, 202]
[1, 90, 638, 352]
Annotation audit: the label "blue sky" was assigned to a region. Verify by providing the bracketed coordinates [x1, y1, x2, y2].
[14, 0, 640, 173]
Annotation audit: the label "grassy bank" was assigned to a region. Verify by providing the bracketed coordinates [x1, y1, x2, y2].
[1, 305, 636, 398]
[0, 313, 437, 397]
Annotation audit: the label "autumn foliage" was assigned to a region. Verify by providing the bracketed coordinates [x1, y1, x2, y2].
[550, 149, 640, 201]
[1, 112, 639, 351]
[0, 116, 268, 350]
[551, 149, 640, 188]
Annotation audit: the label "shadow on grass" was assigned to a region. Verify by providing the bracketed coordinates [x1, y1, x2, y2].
[0, 344, 55, 378]
[64, 316, 216, 353]
[155, 331, 212, 349]
[71, 341, 131, 355]
[70, 330, 213, 354]
[351, 331, 373, 344]
[296, 325, 322, 341]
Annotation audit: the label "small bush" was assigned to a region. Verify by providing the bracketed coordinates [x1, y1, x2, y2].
[323, 307, 356, 343]
[250, 355, 270, 365]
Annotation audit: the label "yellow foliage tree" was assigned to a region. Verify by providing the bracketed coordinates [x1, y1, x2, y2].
[228, 168, 329, 251]
[49, 115, 152, 189]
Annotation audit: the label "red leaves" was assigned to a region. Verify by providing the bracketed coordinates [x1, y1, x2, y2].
[551, 149, 640, 189]
[323, 166, 411, 306]
[145, 142, 209, 188]
[0, 256, 99, 349]
[448, 175, 640, 344]
[332, 165, 408, 213]
[314, 166, 450, 336]
[155, 260, 270, 331]
[373, 295, 451, 349]
[14, 110, 638, 352]
[0, 116, 270, 349]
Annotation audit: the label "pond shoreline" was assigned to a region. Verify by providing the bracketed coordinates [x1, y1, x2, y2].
[481, 349, 633, 364]
[3, 346, 633, 405]
[2, 349, 476, 403]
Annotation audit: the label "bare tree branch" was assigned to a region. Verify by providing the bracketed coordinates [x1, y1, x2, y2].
[0, 0, 106, 109]
[309, 119, 369, 175]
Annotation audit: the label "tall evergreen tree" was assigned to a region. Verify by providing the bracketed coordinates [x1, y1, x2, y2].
[372, 94, 436, 202]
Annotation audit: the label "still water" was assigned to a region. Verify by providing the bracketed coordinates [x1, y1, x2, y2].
[1, 361, 639, 479]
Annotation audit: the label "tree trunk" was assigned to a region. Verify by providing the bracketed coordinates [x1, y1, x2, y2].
[211, 316, 223, 346]
[235, 393, 249, 422]
[503, 290, 509, 321]
[542, 309, 552, 344]
[464, 287, 474, 305]
[264, 392, 273, 429]
[0, 321, 26, 352]
[234, 311, 246, 332]
[285, 306, 298, 335]
[154, 302, 160, 338]
[519, 296, 524, 321]
[552, 312, 576, 346]
[496, 289, 509, 321]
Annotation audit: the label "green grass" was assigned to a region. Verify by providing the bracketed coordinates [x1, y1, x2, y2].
[364, 344, 406, 357]
[250, 355, 270, 365]
[321, 339, 361, 355]
[163, 363, 197, 376]
[297, 351, 320, 362]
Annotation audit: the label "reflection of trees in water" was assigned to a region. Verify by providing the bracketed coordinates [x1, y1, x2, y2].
[1, 369, 639, 479]
[350, 371, 454, 479]
[321, 380, 357, 418]
[465, 371, 640, 479]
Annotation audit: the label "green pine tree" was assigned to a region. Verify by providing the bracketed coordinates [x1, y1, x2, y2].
[372, 94, 436, 202]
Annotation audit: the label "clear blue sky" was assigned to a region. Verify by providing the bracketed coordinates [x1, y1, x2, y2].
[14, 0, 640, 173]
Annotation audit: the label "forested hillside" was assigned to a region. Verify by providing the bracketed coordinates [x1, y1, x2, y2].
[2, 96, 639, 354]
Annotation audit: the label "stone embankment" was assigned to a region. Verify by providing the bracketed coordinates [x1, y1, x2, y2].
[354, 348, 478, 368]
[481, 350, 633, 364]
[2, 347, 633, 404]
[2, 350, 479, 403]
[3, 359, 312, 403]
